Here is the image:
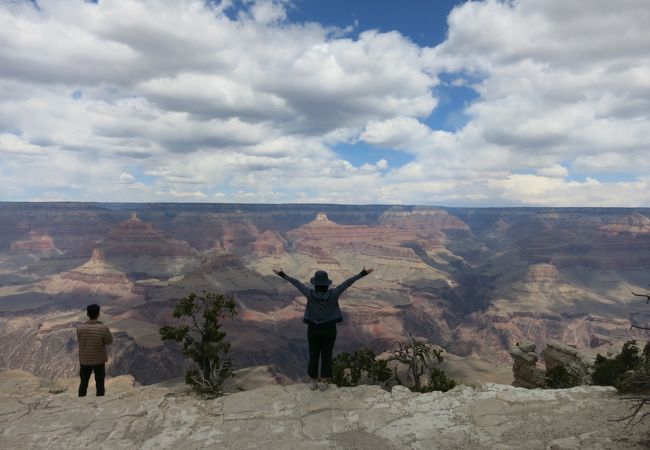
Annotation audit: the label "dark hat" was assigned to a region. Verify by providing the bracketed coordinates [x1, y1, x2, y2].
[310, 270, 332, 286]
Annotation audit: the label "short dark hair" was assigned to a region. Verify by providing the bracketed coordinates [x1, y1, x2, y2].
[87, 304, 100, 320]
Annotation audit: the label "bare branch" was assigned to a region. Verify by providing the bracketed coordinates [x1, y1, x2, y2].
[631, 291, 650, 304]
[610, 397, 650, 429]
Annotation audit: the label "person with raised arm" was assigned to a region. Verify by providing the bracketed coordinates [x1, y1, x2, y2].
[273, 266, 374, 391]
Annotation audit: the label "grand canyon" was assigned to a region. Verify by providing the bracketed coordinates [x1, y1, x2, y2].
[1, 202, 649, 385]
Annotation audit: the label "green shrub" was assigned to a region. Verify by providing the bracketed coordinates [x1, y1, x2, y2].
[420, 367, 456, 393]
[592, 340, 641, 388]
[332, 346, 392, 388]
[546, 365, 580, 389]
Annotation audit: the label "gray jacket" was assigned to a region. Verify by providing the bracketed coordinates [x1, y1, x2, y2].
[280, 271, 368, 325]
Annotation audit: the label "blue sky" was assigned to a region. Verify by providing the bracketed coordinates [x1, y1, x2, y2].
[1, 0, 649, 206]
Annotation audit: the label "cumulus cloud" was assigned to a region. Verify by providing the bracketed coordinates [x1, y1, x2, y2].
[0, 0, 648, 205]
[536, 164, 569, 178]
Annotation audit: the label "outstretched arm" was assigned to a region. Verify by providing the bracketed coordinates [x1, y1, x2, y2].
[333, 267, 374, 296]
[273, 268, 311, 297]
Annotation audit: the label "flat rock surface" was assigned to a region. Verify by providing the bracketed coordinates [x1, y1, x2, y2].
[0, 370, 648, 449]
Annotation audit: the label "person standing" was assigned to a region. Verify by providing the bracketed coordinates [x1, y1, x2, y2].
[274, 267, 373, 391]
[77, 304, 113, 397]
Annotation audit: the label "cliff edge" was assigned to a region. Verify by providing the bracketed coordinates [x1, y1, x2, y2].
[0, 370, 646, 449]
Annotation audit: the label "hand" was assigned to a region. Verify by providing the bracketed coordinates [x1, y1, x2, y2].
[273, 268, 285, 276]
[362, 266, 374, 274]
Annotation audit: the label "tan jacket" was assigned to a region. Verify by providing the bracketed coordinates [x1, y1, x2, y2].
[77, 320, 113, 366]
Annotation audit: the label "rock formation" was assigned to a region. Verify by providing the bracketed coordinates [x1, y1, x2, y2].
[542, 339, 595, 385]
[510, 340, 596, 388]
[101, 213, 194, 258]
[525, 263, 560, 283]
[249, 230, 286, 255]
[1, 370, 645, 449]
[9, 231, 60, 254]
[599, 212, 650, 236]
[509, 342, 547, 388]
[41, 249, 134, 298]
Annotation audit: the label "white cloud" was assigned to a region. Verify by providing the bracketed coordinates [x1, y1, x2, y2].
[161, 190, 208, 200]
[0, 0, 648, 205]
[537, 164, 568, 178]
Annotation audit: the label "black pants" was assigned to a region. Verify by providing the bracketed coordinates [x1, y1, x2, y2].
[307, 323, 337, 379]
[78, 364, 106, 397]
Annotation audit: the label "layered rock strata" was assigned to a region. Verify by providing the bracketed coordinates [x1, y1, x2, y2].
[542, 339, 595, 385]
[101, 213, 193, 258]
[41, 249, 134, 298]
[9, 231, 60, 254]
[510, 340, 596, 388]
[509, 341, 547, 388]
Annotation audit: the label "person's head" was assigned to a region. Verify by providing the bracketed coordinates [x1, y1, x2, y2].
[310, 270, 332, 292]
[87, 304, 100, 320]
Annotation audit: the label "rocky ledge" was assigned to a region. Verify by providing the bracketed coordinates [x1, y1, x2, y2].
[0, 370, 647, 449]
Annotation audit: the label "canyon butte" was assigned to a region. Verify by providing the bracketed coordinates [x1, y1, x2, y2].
[0, 202, 649, 385]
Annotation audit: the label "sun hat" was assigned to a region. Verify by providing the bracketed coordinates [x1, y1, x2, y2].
[310, 270, 332, 286]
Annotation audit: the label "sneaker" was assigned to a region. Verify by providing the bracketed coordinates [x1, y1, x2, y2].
[310, 379, 318, 391]
[318, 381, 329, 391]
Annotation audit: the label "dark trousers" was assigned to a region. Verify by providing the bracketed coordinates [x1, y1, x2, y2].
[307, 323, 337, 379]
[78, 364, 106, 397]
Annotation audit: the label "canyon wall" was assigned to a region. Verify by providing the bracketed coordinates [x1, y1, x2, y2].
[1, 203, 649, 384]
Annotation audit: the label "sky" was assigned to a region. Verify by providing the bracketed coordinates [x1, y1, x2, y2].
[1, 0, 649, 206]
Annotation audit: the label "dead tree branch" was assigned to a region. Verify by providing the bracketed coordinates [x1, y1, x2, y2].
[631, 291, 650, 304]
[610, 397, 650, 429]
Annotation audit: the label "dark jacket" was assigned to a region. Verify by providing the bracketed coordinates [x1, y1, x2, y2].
[280, 271, 368, 325]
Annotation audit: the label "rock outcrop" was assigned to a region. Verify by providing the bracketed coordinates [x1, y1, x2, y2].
[41, 249, 135, 298]
[249, 230, 286, 255]
[101, 213, 194, 258]
[0, 370, 645, 449]
[599, 212, 650, 236]
[509, 342, 547, 388]
[525, 263, 560, 283]
[9, 231, 60, 255]
[542, 339, 595, 385]
[510, 340, 596, 388]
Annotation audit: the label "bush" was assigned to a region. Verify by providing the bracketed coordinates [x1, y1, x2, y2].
[546, 365, 580, 389]
[332, 346, 392, 388]
[592, 340, 642, 388]
[420, 367, 456, 393]
[160, 291, 237, 397]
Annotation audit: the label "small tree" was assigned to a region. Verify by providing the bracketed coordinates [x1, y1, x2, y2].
[387, 335, 454, 392]
[160, 291, 236, 397]
[332, 346, 392, 388]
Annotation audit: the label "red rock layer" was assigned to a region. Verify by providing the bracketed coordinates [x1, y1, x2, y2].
[101, 213, 193, 257]
[286, 212, 420, 263]
[525, 263, 560, 283]
[249, 230, 286, 255]
[43, 249, 134, 297]
[599, 212, 650, 236]
[10, 231, 58, 253]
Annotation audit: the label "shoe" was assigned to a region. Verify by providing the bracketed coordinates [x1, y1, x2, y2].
[318, 381, 329, 391]
[310, 379, 318, 391]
